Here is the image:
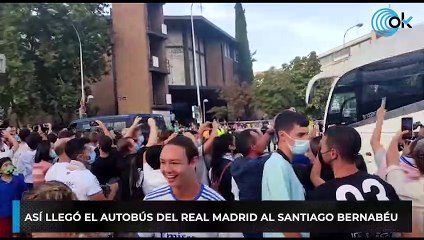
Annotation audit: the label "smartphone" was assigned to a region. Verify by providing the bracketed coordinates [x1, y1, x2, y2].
[401, 117, 413, 139]
[381, 97, 386, 109]
[89, 121, 99, 127]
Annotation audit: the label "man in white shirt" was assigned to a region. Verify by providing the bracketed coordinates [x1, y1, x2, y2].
[17, 132, 42, 189]
[45, 137, 73, 182]
[139, 136, 242, 238]
[49, 138, 118, 201]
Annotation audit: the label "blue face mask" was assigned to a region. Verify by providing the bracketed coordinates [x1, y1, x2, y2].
[285, 134, 310, 155]
[50, 150, 58, 161]
[15, 135, 21, 142]
[88, 148, 97, 164]
[135, 135, 144, 152]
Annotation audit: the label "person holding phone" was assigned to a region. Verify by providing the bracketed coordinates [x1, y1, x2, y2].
[371, 98, 421, 183]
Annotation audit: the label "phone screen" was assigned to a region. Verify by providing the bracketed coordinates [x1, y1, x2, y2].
[401, 117, 413, 139]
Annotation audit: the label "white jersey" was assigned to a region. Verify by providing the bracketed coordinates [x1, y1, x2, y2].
[139, 184, 243, 238]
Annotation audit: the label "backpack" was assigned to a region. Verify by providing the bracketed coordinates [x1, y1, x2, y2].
[211, 162, 232, 192]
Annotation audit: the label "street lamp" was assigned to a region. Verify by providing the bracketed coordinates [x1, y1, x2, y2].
[202, 99, 209, 123]
[191, 3, 202, 124]
[47, 8, 85, 119]
[343, 23, 363, 46]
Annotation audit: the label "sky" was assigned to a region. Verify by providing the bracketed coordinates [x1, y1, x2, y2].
[164, 3, 424, 72]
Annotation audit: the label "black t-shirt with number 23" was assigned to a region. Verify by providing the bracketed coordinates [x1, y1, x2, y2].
[306, 171, 400, 238]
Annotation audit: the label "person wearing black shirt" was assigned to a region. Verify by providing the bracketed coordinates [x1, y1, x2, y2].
[210, 133, 236, 201]
[306, 126, 400, 238]
[91, 135, 119, 185]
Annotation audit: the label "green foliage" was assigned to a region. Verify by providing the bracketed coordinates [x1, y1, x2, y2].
[0, 3, 111, 124]
[254, 51, 331, 119]
[216, 81, 255, 121]
[235, 3, 254, 84]
[207, 106, 228, 121]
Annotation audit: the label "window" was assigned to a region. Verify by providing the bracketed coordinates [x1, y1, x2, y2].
[199, 37, 205, 54]
[200, 54, 206, 86]
[223, 43, 231, 58]
[189, 50, 194, 85]
[360, 74, 424, 117]
[327, 91, 358, 126]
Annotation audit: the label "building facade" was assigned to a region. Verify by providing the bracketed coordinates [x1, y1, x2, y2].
[164, 15, 239, 123]
[91, 4, 240, 124]
[91, 3, 170, 119]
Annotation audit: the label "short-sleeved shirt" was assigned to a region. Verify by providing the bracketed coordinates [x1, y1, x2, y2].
[307, 171, 400, 238]
[0, 174, 26, 218]
[262, 151, 306, 238]
[140, 184, 243, 238]
[51, 160, 102, 200]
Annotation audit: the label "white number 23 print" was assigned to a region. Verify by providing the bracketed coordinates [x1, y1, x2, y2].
[336, 179, 389, 201]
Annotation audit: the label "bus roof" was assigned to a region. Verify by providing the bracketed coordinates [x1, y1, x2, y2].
[306, 23, 424, 104]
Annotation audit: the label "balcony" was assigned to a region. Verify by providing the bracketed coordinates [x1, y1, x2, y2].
[149, 56, 170, 74]
[147, 23, 168, 40]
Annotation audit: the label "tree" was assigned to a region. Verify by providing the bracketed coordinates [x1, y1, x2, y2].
[207, 106, 228, 121]
[254, 67, 296, 117]
[0, 3, 111, 125]
[235, 3, 254, 84]
[213, 81, 255, 121]
[254, 51, 330, 119]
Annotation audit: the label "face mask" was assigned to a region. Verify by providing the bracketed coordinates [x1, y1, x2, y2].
[50, 150, 58, 161]
[285, 133, 310, 155]
[88, 149, 97, 164]
[2, 164, 16, 175]
[15, 135, 21, 142]
[135, 135, 144, 152]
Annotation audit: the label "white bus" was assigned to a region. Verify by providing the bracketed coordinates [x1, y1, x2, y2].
[306, 25, 424, 173]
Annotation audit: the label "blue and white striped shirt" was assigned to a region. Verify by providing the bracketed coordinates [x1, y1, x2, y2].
[144, 184, 225, 201]
[140, 184, 244, 238]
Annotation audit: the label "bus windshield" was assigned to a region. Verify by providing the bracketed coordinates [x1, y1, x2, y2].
[326, 49, 424, 128]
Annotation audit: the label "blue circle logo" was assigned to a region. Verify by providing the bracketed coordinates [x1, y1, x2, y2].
[371, 8, 399, 37]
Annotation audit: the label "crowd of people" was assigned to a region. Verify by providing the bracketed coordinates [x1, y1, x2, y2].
[0, 104, 423, 238]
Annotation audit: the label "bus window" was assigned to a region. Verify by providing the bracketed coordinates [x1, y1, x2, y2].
[327, 91, 358, 126]
[360, 73, 424, 117]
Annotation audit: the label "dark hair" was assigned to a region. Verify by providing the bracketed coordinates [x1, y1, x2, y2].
[26, 132, 43, 150]
[236, 129, 258, 156]
[158, 129, 173, 142]
[0, 157, 12, 168]
[117, 137, 134, 156]
[411, 138, 424, 175]
[58, 129, 74, 139]
[18, 129, 31, 143]
[274, 110, 309, 134]
[34, 140, 53, 164]
[165, 136, 199, 163]
[89, 132, 99, 144]
[47, 133, 58, 144]
[64, 139, 86, 160]
[310, 136, 322, 157]
[98, 135, 112, 153]
[324, 126, 361, 163]
[145, 145, 163, 170]
[211, 134, 234, 178]
[355, 154, 368, 172]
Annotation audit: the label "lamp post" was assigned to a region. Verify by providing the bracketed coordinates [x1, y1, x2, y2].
[343, 23, 364, 46]
[191, 3, 202, 124]
[71, 23, 85, 119]
[47, 9, 85, 119]
[202, 99, 209, 123]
